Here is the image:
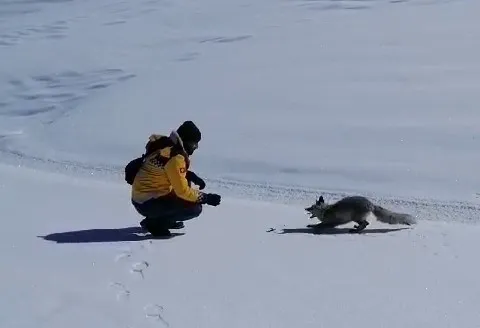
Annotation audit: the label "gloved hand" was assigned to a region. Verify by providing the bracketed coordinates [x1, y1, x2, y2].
[203, 193, 221, 206]
[186, 171, 206, 190]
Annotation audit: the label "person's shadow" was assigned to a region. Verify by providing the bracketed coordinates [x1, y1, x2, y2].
[39, 226, 184, 244]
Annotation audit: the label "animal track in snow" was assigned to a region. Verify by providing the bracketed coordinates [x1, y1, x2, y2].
[115, 251, 132, 262]
[137, 240, 154, 251]
[144, 304, 170, 327]
[113, 241, 153, 264]
[0, 20, 68, 46]
[131, 260, 150, 279]
[199, 35, 252, 44]
[175, 52, 200, 62]
[103, 20, 126, 26]
[115, 245, 134, 262]
[1, 68, 135, 123]
[110, 240, 170, 325]
[109, 282, 131, 302]
[288, 0, 449, 11]
[98, 0, 167, 26]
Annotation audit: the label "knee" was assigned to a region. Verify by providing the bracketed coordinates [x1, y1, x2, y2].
[131, 199, 148, 217]
[178, 204, 202, 222]
[131, 200, 142, 214]
[192, 204, 203, 217]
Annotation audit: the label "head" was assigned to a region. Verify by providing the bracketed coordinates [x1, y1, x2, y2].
[305, 196, 328, 219]
[177, 120, 201, 155]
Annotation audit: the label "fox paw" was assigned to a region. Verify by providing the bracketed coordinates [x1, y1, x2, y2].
[349, 225, 367, 233]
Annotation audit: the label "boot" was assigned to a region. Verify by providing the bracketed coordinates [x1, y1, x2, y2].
[140, 218, 172, 237]
[169, 221, 184, 229]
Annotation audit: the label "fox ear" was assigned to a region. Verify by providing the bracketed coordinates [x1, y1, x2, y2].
[317, 196, 324, 204]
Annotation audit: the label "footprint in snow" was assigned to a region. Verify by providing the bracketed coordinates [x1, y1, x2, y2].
[199, 35, 252, 44]
[131, 261, 150, 279]
[115, 249, 133, 262]
[109, 282, 131, 302]
[114, 240, 153, 263]
[112, 240, 165, 325]
[144, 304, 170, 327]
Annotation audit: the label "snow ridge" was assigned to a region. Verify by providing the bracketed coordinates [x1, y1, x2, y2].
[1, 146, 479, 225]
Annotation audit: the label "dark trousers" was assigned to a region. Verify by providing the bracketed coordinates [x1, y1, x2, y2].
[132, 194, 202, 224]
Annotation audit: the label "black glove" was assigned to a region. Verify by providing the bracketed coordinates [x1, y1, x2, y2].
[203, 193, 221, 206]
[186, 171, 206, 190]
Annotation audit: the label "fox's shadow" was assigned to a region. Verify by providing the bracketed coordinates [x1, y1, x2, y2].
[278, 226, 410, 235]
[39, 226, 184, 244]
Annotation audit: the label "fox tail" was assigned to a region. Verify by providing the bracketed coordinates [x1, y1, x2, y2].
[373, 205, 417, 225]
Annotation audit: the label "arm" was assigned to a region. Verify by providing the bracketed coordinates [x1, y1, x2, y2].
[164, 155, 202, 203]
[186, 170, 206, 190]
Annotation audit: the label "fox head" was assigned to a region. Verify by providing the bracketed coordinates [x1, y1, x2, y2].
[305, 196, 328, 219]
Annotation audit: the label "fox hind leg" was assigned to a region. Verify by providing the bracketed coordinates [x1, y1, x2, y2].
[349, 212, 370, 233]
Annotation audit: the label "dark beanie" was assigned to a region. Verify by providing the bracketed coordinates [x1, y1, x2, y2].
[177, 120, 201, 143]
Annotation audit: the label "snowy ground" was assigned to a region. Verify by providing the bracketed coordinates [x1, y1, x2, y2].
[1, 0, 480, 327]
[2, 164, 480, 328]
[1, 0, 480, 204]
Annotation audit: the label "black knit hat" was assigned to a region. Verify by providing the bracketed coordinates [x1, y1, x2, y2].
[177, 120, 201, 143]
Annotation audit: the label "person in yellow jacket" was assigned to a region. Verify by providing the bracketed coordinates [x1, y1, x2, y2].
[128, 121, 221, 237]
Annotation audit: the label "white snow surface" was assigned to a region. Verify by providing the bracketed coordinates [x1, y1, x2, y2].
[1, 0, 480, 327]
[2, 164, 480, 328]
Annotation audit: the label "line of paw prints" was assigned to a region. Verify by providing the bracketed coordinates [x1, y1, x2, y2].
[110, 241, 170, 327]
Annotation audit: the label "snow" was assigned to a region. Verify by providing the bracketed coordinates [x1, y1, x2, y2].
[1, 0, 480, 327]
[2, 164, 480, 328]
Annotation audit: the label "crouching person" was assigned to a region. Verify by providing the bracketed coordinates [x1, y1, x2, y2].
[130, 121, 221, 237]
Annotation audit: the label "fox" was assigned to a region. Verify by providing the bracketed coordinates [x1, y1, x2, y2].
[305, 195, 417, 233]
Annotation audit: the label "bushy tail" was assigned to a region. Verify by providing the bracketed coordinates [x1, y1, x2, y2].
[373, 205, 417, 225]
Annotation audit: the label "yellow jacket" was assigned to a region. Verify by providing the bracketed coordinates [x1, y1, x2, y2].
[131, 133, 202, 204]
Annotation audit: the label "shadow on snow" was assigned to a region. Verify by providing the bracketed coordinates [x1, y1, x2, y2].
[39, 226, 184, 243]
[277, 227, 410, 235]
[39, 225, 410, 244]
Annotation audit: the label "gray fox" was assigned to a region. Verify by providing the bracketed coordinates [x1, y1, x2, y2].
[305, 195, 416, 233]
